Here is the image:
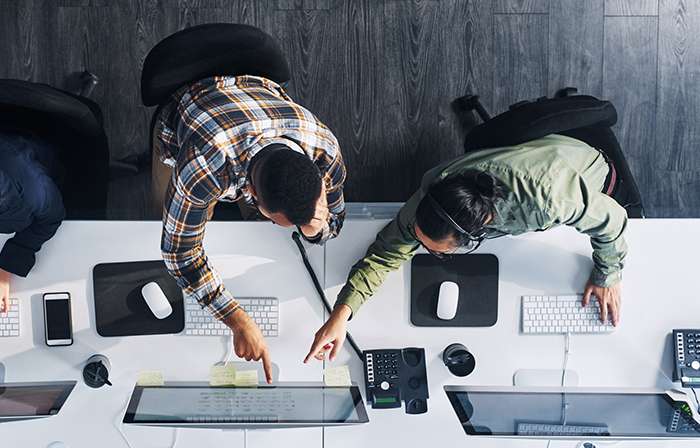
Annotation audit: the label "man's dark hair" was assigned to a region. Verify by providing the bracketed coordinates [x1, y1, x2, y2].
[415, 170, 502, 245]
[255, 146, 322, 225]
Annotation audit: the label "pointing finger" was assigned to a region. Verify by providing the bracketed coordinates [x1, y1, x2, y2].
[261, 350, 273, 384]
[304, 336, 326, 363]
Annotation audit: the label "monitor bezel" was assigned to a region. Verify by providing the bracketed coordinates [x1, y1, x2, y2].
[0, 381, 77, 421]
[123, 381, 369, 428]
[444, 385, 700, 440]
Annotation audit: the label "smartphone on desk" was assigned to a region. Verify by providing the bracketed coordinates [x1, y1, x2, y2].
[43, 292, 73, 346]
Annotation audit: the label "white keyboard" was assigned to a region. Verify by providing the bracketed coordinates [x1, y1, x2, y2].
[0, 298, 20, 337]
[521, 294, 614, 334]
[184, 296, 279, 337]
[517, 422, 609, 436]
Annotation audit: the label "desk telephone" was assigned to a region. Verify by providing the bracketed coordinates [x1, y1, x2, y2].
[673, 329, 700, 388]
[363, 347, 429, 414]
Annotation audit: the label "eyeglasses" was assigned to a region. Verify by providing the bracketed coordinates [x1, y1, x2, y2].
[422, 194, 488, 260]
[422, 234, 484, 260]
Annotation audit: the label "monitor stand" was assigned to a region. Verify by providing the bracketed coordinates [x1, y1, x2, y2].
[513, 369, 579, 387]
[0, 362, 5, 383]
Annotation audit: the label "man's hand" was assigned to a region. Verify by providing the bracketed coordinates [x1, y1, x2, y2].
[0, 269, 9, 314]
[299, 184, 329, 239]
[225, 309, 273, 383]
[583, 280, 622, 326]
[305, 304, 352, 363]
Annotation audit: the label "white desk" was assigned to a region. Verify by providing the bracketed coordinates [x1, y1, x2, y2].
[324, 219, 700, 448]
[1, 221, 326, 448]
[2, 219, 699, 447]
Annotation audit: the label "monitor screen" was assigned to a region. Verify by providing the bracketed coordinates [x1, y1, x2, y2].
[0, 382, 76, 420]
[123, 383, 369, 426]
[445, 387, 700, 438]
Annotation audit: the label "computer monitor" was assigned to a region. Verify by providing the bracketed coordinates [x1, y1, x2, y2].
[123, 382, 369, 428]
[445, 386, 700, 439]
[0, 381, 76, 422]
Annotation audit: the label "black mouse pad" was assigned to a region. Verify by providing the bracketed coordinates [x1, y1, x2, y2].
[410, 254, 498, 327]
[93, 260, 185, 337]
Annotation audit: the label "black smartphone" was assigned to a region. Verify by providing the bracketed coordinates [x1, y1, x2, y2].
[43, 292, 73, 346]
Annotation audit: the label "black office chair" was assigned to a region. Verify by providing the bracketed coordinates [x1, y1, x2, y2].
[140, 23, 291, 220]
[455, 88, 645, 218]
[0, 78, 109, 219]
[141, 22, 290, 146]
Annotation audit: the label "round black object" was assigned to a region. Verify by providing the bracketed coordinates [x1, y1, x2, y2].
[442, 343, 475, 377]
[83, 354, 112, 389]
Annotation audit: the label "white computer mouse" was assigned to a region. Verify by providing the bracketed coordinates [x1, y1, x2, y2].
[141, 282, 172, 319]
[437, 281, 460, 320]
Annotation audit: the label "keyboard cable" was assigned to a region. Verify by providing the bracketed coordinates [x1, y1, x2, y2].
[115, 391, 179, 448]
[547, 332, 572, 448]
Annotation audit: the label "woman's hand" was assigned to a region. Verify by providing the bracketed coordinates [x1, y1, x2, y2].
[304, 304, 352, 363]
[583, 280, 622, 326]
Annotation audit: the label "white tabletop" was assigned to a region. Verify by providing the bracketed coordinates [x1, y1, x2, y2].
[1, 221, 326, 448]
[2, 219, 700, 447]
[324, 219, 700, 448]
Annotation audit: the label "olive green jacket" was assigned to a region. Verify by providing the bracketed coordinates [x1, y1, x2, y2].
[336, 134, 628, 316]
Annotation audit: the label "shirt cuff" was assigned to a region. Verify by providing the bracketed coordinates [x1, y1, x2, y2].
[334, 286, 364, 320]
[589, 268, 622, 288]
[205, 289, 240, 322]
[0, 240, 36, 277]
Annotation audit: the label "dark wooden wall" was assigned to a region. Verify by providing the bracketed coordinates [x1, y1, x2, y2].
[1, 0, 699, 218]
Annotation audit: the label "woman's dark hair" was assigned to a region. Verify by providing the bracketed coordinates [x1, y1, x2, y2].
[255, 146, 322, 225]
[415, 170, 502, 245]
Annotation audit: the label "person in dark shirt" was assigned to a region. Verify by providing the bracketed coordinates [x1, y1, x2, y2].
[0, 132, 65, 312]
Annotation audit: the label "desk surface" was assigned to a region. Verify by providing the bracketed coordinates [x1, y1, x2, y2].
[324, 219, 700, 448]
[1, 221, 326, 448]
[2, 219, 699, 448]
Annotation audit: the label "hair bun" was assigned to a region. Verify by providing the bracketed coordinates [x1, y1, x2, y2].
[474, 172, 496, 198]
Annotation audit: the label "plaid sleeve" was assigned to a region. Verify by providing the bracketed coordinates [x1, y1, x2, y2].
[160, 148, 239, 321]
[325, 149, 346, 239]
[153, 101, 179, 162]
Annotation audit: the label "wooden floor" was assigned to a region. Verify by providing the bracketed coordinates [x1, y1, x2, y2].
[1, 0, 699, 219]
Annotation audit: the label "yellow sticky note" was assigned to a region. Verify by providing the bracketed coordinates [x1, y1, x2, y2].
[136, 370, 164, 386]
[234, 369, 259, 386]
[210, 363, 237, 386]
[324, 365, 351, 387]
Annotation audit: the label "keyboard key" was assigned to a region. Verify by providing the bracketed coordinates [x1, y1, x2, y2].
[0, 298, 20, 338]
[184, 297, 278, 338]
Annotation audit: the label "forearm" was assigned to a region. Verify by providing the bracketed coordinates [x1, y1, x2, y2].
[335, 220, 419, 315]
[581, 195, 628, 287]
[589, 232, 627, 287]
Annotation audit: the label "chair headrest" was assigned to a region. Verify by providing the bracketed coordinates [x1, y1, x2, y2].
[465, 95, 618, 151]
[141, 23, 290, 107]
[0, 79, 102, 138]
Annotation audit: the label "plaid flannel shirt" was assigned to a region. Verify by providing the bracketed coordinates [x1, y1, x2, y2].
[157, 75, 346, 322]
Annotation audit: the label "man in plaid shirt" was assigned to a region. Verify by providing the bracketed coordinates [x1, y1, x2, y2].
[153, 75, 346, 382]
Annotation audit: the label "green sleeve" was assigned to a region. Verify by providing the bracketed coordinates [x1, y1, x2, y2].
[334, 191, 423, 317]
[548, 168, 628, 287]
